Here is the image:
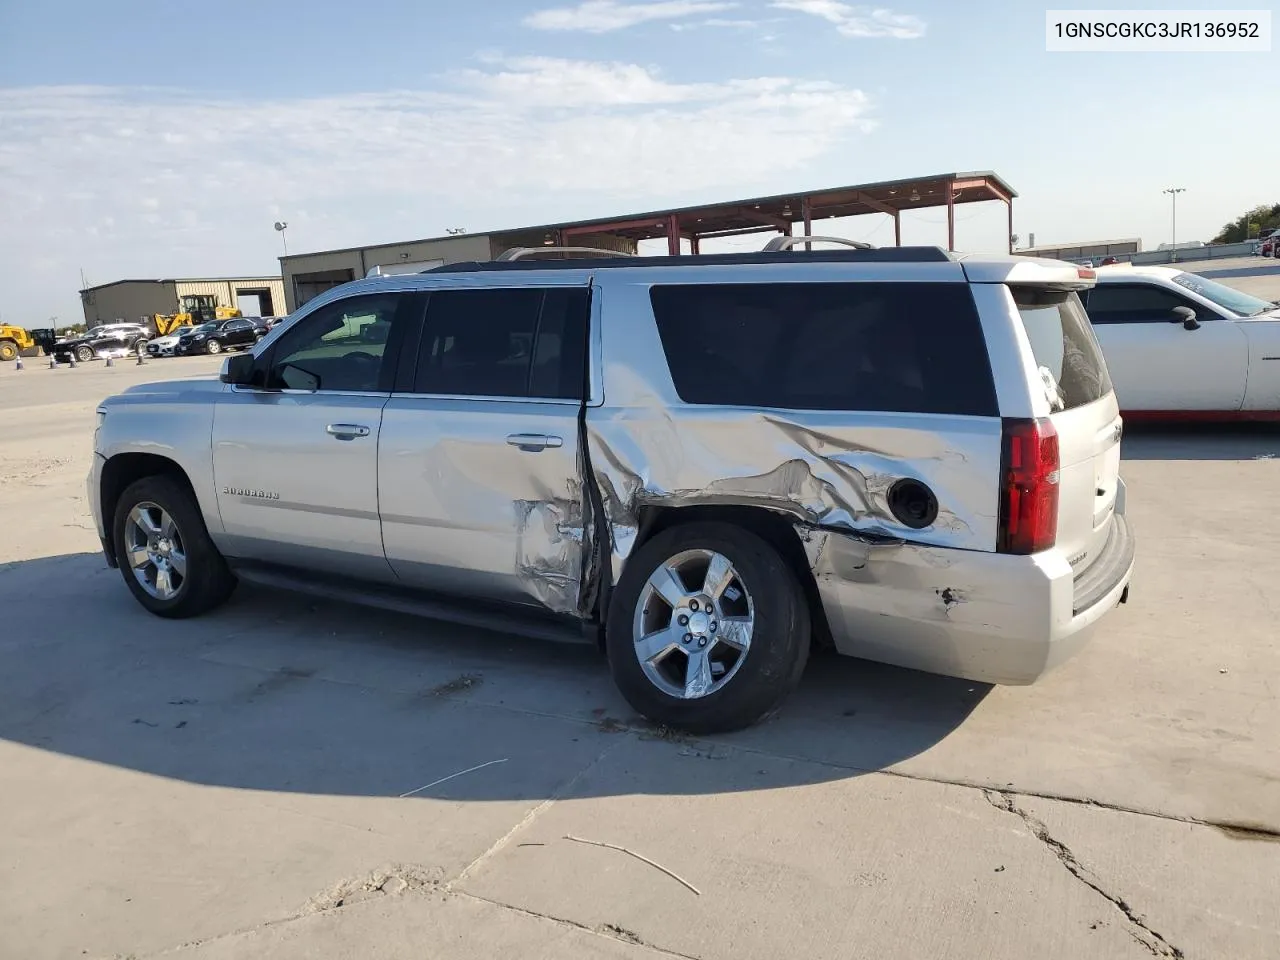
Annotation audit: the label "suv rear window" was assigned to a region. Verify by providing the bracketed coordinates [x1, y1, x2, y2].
[648, 282, 998, 416]
[1012, 287, 1112, 412]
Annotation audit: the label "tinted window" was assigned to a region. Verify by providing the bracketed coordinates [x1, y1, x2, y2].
[1013, 288, 1112, 412]
[1084, 283, 1207, 323]
[414, 288, 588, 400]
[268, 293, 411, 392]
[648, 282, 997, 415]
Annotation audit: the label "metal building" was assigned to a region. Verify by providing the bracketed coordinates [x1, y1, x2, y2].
[280, 171, 1017, 311]
[1018, 238, 1142, 262]
[80, 276, 287, 328]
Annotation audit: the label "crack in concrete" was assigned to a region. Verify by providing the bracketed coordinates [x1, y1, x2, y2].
[984, 790, 1185, 959]
[454, 890, 700, 959]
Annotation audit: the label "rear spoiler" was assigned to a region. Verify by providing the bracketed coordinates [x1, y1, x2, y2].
[959, 256, 1097, 291]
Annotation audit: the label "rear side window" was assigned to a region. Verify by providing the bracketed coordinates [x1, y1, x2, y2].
[648, 282, 998, 416]
[1012, 287, 1112, 412]
[413, 287, 588, 400]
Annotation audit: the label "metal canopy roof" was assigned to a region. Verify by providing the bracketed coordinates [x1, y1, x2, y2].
[513, 171, 1016, 244]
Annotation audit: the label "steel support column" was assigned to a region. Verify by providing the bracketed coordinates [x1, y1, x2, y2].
[801, 197, 813, 251]
[1006, 199, 1013, 254]
[691, 235, 701, 255]
[946, 180, 956, 251]
[894, 212, 901, 247]
[666, 214, 681, 256]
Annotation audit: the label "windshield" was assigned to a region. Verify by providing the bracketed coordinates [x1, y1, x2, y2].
[1171, 273, 1274, 317]
[172, 326, 193, 336]
[192, 322, 218, 334]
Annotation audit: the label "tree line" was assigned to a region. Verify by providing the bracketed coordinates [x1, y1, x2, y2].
[1211, 203, 1280, 244]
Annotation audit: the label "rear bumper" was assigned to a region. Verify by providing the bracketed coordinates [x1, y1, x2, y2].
[804, 498, 1135, 685]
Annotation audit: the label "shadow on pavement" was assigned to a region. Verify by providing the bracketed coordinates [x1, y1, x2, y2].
[0, 552, 989, 802]
[1121, 422, 1280, 461]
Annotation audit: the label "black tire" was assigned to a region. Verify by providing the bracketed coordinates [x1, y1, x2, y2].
[0, 339, 17, 362]
[206, 339, 222, 355]
[74, 344, 94, 363]
[605, 522, 810, 734]
[112, 475, 237, 618]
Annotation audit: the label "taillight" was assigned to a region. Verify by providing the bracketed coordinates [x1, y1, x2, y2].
[998, 417, 1059, 555]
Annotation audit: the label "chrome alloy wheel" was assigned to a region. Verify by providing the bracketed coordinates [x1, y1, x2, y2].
[124, 502, 188, 600]
[632, 549, 755, 700]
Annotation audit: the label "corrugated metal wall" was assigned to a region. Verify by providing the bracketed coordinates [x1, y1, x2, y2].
[175, 278, 288, 318]
[81, 282, 178, 327]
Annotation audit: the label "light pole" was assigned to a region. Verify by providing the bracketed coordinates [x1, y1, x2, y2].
[1162, 188, 1185, 262]
[273, 221, 289, 257]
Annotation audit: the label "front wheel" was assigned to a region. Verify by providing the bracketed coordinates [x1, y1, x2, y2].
[0, 339, 17, 362]
[205, 339, 222, 355]
[605, 522, 811, 734]
[113, 475, 237, 618]
[74, 344, 94, 362]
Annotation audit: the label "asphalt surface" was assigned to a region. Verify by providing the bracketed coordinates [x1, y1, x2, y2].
[1, 353, 1277, 960]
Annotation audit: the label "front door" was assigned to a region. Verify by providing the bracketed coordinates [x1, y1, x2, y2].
[379, 284, 591, 614]
[1083, 282, 1249, 411]
[212, 291, 423, 581]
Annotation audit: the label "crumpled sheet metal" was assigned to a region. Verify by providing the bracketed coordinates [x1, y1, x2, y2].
[585, 407, 1002, 582]
[513, 495, 587, 616]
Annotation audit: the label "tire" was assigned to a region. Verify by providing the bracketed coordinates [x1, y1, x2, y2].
[605, 522, 810, 734]
[0, 339, 17, 362]
[112, 475, 236, 618]
[75, 344, 94, 363]
[206, 339, 222, 355]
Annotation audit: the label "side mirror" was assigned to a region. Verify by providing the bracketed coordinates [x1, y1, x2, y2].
[1171, 306, 1200, 330]
[219, 352, 256, 385]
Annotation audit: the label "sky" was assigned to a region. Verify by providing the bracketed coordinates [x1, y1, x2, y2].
[1, 0, 1276, 326]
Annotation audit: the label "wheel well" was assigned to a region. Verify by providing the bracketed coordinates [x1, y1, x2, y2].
[631, 504, 833, 646]
[100, 454, 198, 557]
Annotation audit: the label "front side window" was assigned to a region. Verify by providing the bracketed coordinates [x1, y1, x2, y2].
[648, 282, 998, 415]
[1084, 283, 1210, 323]
[413, 287, 588, 400]
[267, 293, 410, 392]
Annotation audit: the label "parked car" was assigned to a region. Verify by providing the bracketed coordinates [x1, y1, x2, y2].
[52, 323, 150, 363]
[146, 325, 194, 357]
[175, 317, 263, 355]
[1083, 266, 1280, 418]
[91, 247, 1134, 732]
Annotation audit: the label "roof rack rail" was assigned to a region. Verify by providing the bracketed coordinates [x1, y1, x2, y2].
[496, 246, 635, 261]
[428, 247, 953, 273]
[762, 236, 874, 252]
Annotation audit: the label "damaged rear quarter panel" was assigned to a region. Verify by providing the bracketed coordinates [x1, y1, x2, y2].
[584, 276, 1004, 586]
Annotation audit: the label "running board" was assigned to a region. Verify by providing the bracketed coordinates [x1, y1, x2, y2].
[230, 561, 593, 646]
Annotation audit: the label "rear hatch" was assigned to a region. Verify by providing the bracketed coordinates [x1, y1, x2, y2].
[1012, 286, 1121, 579]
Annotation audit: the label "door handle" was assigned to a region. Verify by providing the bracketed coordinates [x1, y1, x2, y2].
[506, 433, 563, 452]
[326, 423, 371, 440]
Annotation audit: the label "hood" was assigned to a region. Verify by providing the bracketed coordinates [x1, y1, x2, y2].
[101, 378, 226, 409]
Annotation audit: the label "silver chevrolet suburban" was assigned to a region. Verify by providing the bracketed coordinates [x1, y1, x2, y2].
[90, 245, 1135, 732]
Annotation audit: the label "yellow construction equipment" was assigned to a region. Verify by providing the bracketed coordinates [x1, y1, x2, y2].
[0, 323, 37, 362]
[152, 295, 241, 336]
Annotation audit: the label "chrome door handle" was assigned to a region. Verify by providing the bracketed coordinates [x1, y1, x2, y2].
[506, 433, 563, 452]
[326, 423, 371, 440]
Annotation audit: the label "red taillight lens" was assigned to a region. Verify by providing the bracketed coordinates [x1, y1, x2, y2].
[998, 417, 1059, 555]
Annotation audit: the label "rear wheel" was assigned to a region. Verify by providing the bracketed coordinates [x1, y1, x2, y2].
[112, 475, 236, 618]
[206, 339, 222, 355]
[606, 522, 810, 734]
[0, 339, 17, 362]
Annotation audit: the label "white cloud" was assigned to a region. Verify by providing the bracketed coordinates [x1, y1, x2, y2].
[771, 1, 926, 39]
[0, 61, 873, 322]
[524, 0, 737, 33]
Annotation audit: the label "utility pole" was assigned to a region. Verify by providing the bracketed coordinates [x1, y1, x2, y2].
[1163, 188, 1185, 262]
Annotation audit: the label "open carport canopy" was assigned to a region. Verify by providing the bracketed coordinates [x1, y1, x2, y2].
[505, 171, 1017, 255]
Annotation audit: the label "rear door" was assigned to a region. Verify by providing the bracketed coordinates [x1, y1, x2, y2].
[1012, 287, 1120, 575]
[378, 283, 591, 614]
